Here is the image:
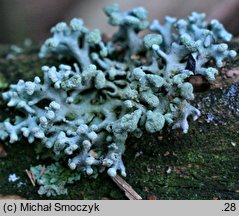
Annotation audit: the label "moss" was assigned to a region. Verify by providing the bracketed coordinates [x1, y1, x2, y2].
[0, 140, 125, 199]
[122, 82, 239, 199]
[124, 119, 239, 199]
[0, 74, 8, 89]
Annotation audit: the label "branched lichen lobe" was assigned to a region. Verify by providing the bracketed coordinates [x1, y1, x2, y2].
[0, 4, 236, 196]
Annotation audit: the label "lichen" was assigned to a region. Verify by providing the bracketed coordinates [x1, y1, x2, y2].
[0, 4, 236, 196]
[30, 163, 81, 197]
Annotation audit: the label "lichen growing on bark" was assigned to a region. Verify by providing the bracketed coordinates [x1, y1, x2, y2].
[0, 4, 236, 196]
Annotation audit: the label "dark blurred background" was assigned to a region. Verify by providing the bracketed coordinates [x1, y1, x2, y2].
[0, 0, 239, 44]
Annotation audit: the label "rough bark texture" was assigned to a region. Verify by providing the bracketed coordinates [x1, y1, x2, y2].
[0, 42, 238, 200]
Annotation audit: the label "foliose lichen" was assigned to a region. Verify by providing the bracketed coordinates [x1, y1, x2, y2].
[30, 163, 81, 197]
[0, 4, 236, 196]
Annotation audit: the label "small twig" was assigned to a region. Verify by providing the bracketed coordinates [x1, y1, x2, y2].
[31, 171, 36, 183]
[39, 165, 46, 176]
[25, 169, 36, 187]
[0, 195, 26, 200]
[111, 175, 142, 200]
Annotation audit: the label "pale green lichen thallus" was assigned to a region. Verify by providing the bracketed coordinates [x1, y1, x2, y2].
[0, 4, 236, 196]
